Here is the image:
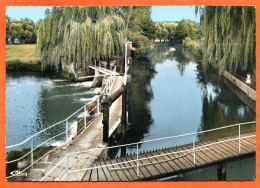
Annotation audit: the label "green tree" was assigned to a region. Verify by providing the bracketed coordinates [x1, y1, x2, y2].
[198, 6, 255, 75]
[6, 16, 11, 43]
[6, 17, 37, 44]
[174, 20, 200, 43]
[117, 6, 154, 52]
[36, 7, 127, 72]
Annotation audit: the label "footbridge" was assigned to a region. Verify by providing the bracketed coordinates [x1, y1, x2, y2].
[43, 121, 256, 181]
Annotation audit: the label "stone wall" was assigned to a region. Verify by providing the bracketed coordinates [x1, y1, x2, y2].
[223, 71, 256, 101]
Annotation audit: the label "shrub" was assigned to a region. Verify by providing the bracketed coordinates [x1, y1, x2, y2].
[61, 70, 75, 81]
[6, 146, 54, 162]
[192, 47, 203, 61]
[132, 33, 152, 53]
[6, 150, 22, 161]
[6, 59, 41, 71]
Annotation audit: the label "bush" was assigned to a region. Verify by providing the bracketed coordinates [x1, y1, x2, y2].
[6, 146, 54, 161]
[183, 37, 203, 62]
[6, 59, 41, 72]
[61, 70, 75, 81]
[192, 47, 203, 61]
[6, 150, 23, 161]
[132, 33, 152, 54]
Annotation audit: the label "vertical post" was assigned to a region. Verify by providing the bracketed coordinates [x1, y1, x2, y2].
[123, 42, 127, 85]
[66, 155, 69, 174]
[84, 106, 87, 127]
[30, 137, 33, 169]
[97, 97, 100, 115]
[102, 105, 109, 144]
[239, 124, 241, 152]
[122, 89, 127, 135]
[217, 163, 227, 180]
[66, 119, 68, 141]
[193, 133, 196, 165]
[136, 143, 139, 177]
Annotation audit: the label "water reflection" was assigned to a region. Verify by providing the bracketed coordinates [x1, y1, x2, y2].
[126, 55, 157, 146]
[126, 43, 255, 153]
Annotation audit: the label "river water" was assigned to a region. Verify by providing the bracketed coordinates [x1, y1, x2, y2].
[6, 72, 95, 150]
[5, 43, 255, 180]
[125, 43, 256, 180]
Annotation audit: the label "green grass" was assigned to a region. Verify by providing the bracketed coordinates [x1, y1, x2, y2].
[6, 44, 40, 63]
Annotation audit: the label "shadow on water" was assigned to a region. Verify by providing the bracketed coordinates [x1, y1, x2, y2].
[196, 66, 255, 141]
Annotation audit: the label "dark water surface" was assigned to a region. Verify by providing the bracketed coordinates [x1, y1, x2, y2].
[125, 43, 256, 180]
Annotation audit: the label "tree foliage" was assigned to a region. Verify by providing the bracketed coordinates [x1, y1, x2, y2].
[6, 17, 37, 44]
[155, 22, 177, 42]
[174, 20, 201, 43]
[116, 6, 155, 53]
[198, 6, 255, 74]
[36, 7, 127, 72]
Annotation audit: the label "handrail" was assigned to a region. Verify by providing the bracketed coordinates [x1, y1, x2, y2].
[6, 65, 116, 149]
[39, 120, 255, 181]
[59, 133, 256, 181]
[6, 65, 117, 176]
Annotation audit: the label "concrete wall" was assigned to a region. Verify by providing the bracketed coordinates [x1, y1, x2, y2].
[223, 71, 256, 101]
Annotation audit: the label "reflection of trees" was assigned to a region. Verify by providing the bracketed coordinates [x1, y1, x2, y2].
[125, 55, 157, 145]
[144, 43, 175, 65]
[126, 44, 197, 145]
[144, 43, 195, 77]
[196, 65, 255, 141]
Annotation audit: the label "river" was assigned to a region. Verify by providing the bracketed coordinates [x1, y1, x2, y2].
[6, 72, 96, 150]
[125, 43, 256, 180]
[5, 43, 256, 180]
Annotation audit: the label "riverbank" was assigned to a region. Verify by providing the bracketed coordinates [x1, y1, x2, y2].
[6, 44, 41, 72]
[223, 71, 256, 101]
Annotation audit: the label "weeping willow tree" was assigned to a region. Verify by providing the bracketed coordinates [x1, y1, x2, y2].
[196, 6, 255, 75]
[36, 7, 126, 74]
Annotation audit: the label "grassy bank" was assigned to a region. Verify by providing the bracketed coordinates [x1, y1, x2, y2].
[6, 44, 39, 63]
[6, 44, 41, 71]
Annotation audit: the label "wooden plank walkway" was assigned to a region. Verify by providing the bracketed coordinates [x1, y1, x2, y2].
[81, 132, 256, 181]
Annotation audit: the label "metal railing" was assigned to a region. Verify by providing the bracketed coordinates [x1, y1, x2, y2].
[6, 65, 117, 179]
[40, 121, 255, 181]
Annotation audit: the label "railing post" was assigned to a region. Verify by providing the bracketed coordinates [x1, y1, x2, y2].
[66, 119, 68, 141]
[66, 155, 69, 174]
[84, 106, 87, 128]
[30, 137, 33, 169]
[136, 143, 139, 177]
[97, 97, 100, 115]
[193, 133, 196, 165]
[239, 124, 241, 152]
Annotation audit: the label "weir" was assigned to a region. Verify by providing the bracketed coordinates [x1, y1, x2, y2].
[6, 42, 133, 181]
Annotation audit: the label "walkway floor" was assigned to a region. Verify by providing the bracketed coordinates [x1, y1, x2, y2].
[81, 131, 256, 181]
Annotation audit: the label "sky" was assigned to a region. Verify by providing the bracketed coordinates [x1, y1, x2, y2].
[6, 6, 200, 23]
[151, 6, 200, 22]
